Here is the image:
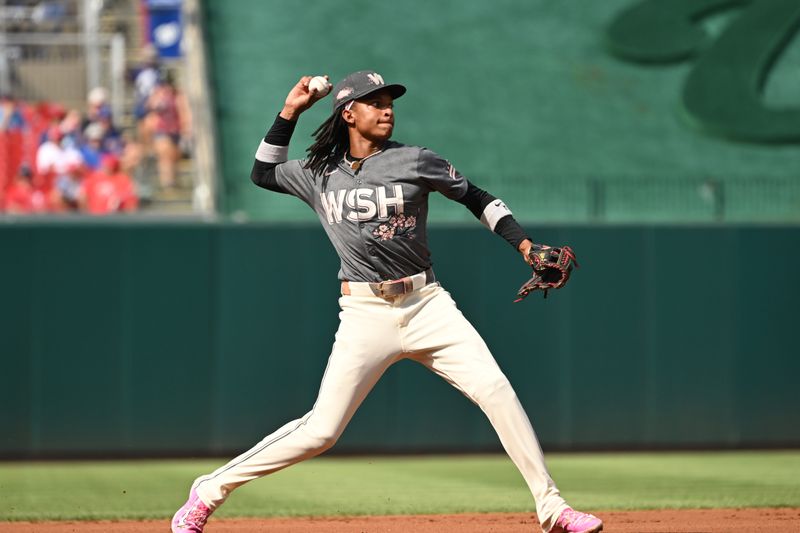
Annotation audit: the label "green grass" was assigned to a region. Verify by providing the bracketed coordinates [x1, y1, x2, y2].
[1, 451, 798, 521]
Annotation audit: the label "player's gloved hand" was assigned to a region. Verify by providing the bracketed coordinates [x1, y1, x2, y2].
[514, 242, 579, 302]
[280, 75, 330, 120]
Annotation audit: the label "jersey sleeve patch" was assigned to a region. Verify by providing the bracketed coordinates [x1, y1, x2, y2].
[417, 148, 468, 200]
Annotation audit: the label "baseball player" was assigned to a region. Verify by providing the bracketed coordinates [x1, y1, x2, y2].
[171, 71, 603, 533]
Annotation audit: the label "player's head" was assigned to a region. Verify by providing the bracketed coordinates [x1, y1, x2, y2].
[341, 89, 395, 144]
[305, 71, 406, 176]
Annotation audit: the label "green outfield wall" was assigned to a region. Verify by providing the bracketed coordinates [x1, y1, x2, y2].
[202, 0, 800, 223]
[1, 222, 798, 458]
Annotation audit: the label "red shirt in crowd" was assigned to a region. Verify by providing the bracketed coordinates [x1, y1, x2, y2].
[82, 170, 139, 214]
[3, 181, 49, 213]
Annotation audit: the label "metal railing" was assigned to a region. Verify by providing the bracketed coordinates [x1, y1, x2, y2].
[525, 177, 800, 223]
[0, 31, 125, 118]
[182, 0, 217, 215]
[426, 176, 800, 224]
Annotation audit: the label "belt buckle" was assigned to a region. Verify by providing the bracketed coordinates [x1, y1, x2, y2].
[376, 278, 409, 298]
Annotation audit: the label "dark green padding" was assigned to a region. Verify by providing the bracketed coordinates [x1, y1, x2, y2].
[1, 222, 798, 457]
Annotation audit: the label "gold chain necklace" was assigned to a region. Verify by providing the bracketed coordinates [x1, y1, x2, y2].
[344, 149, 382, 171]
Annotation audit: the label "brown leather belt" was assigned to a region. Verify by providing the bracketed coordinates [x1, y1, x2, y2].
[341, 269, 435, 298]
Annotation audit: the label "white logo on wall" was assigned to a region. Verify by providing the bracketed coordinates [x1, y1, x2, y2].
[367, 73, 384, 86]
[154, 22, 181, 48]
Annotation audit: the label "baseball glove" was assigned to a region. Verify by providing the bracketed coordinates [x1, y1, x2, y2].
[514, 244, 579, 302]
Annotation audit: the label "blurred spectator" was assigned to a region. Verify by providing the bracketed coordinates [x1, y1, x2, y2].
[0, 94, 26, 131]
[95, 109, 125, 154]
[3, 164, 48, 214]
[133, 45, 163, 133]
[85, 87, 113, 125]
[79, 121, 106, 170]
[80, 87, 125, 155]
[120, 127, 144, 169]
[37, 124, 84, 211]
[36, 125, 65, 176]
[59, 109, 83, 148]
[37, 102, 67, 145]
[81, 154, 138, 214]
[51, 156, 84, 211]
[143, 78, 189, 189]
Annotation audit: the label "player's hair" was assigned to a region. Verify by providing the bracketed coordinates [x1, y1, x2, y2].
[304, 111, 349, 184]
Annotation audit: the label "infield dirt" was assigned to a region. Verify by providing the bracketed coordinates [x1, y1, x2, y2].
[1, 508, 799, 532]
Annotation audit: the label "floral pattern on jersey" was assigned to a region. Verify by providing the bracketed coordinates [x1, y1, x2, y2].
[372, 214, 417, 241]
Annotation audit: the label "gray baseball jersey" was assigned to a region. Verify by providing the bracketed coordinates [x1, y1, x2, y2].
[273, 142, 467, 282]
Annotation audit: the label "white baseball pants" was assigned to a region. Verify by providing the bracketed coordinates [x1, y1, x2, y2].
[193, 281, 568, 532]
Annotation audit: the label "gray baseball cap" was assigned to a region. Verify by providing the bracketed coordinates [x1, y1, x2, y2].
[332, 70, 406, 110]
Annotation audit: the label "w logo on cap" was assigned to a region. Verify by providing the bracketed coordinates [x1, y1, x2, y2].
[367, 73, 385, 86]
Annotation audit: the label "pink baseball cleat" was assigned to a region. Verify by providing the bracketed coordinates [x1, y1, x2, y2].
[553, 507, 603, 533]
[171, 488, 213, 532]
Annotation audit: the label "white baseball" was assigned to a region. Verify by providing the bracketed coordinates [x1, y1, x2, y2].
[308, 76, 331, 96]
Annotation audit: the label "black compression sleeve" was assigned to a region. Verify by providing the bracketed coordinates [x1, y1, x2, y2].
[458, 181, 495, 218]
[264, 114, 297, 145]
[494, 215, 531, 250]
[251, 114, 298, 192]
[455, 180, 531, 250]
[251, 160, 281, 191]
